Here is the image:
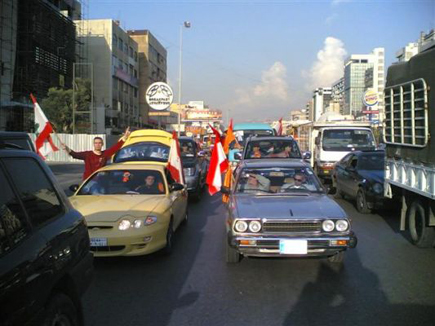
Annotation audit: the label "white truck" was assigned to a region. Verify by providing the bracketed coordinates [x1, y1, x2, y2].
[383, 44, 435, 247]
[304, 117, 376, 183]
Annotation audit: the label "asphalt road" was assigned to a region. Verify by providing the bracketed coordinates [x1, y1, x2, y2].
[49, 163, 435, 326]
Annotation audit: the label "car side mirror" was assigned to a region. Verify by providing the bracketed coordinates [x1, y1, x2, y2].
[170, 183, 185, 192]
[221, 186, 231, 195]
[69, 184, 79, 192]
[234, 152, 242, 161]
[302, 151, 311, 160]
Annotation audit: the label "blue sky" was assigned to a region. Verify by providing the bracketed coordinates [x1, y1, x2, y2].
[89, 0, 435, 122]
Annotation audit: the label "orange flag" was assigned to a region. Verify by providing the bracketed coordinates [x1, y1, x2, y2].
[223, 119, 235, 155]
[222, 168, 233, 203]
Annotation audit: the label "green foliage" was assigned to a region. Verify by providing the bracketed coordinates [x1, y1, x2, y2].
[41, 78, 91, 133]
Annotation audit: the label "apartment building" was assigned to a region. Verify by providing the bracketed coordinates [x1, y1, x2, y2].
[76, 19, 139, 134]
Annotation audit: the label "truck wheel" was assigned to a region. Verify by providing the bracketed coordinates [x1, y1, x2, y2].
[42, 293, 79, 326]
[226, 240, 241, 263]
[328, 251, 344, 263]
[408, 200, 435, 248]
[356, 189, 372, 214]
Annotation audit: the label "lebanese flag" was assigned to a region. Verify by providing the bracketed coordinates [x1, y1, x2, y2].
[276, 117, 283, 136]
[206, 132, 229, 196]
[31, 94, 58, 159]
[167, 131, 184, 184]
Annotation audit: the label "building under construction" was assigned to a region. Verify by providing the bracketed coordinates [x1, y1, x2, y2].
[0, 0, 85, 131]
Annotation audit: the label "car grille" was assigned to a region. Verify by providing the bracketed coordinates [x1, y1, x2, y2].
[263, 221, 321, 233]
[90, 246, 125, 252]
[88, 226, 113, 230]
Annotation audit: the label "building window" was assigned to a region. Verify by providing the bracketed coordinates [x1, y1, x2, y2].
[119, 39, 123, 51]
[129, 46, 133, 58]
[134, 88, 138, 98]
[134, 69, 138, 78]
[134, 51, 138, 62]
[113, 34, 118, 48]
[124, 43, 128, 54]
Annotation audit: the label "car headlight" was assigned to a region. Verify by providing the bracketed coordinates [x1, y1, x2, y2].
[144, 215, 158, 226]
[183, 167, 196, 176]
[322, 219, 335, 232]
[133, 219, 142, 229]
[234, 220, 248, 233]
[118, 219, 131, 231]
[248, 221, 262, 233]
[335, 219, 349, 232]
[373, 183, 383, 194]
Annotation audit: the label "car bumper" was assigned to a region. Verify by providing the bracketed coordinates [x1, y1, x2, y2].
[317, 168, 334, 179]
[88, 225, 168, 257]
[228, 233, 357, 258]
[185, 175, 200, 192]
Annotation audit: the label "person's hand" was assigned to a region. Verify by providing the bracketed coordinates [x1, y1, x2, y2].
[60, 142, 70, 153]
[122, 127, 131, 141]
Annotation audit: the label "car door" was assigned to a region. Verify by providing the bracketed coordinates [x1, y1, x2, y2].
[0, 159, 49, 325]
[345, 155, 360, 198]
[166, 169, 186, 228]
[335, 154, 352, 192]
[339, 154, 356, 196]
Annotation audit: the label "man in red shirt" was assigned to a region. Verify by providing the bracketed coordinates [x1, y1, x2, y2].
[61, 127, 131, 180]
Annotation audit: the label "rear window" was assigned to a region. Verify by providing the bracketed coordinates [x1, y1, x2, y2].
[245, 139, 301, 159]
[0, 137, 34, 151]
[113, 142, 169, 163]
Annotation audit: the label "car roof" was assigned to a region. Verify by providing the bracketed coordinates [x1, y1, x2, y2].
[123, 129, 172, 147]
[179, 136, 195, 141]
[240, 158, 309, 169]
[354, 150, 384, 155]
[97, 162, 167, 172]
[0, 131, 31, 137]
[233, 123, 273, 130]
[0, 148, 38, 158]
[247, 136, 295, 142]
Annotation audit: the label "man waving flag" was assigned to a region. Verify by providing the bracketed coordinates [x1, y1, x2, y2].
[167, 131, 184, 184]
[31, 93, 59, 159]
[276, 117, 283, 136]
[206, 131, 229, 196]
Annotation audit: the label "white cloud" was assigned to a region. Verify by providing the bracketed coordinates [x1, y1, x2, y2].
[304, 37, 347, 92]
[228, 62, 290, 122]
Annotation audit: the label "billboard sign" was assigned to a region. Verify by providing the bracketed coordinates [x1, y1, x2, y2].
[362, 89, 378, 107]
[146, 82, 173, 111]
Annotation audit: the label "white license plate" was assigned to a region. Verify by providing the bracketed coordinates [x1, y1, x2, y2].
[279, 240, 308, 254]
[90, 237, 107, 247]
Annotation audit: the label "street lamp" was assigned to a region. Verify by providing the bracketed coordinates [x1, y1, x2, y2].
[177, 21, 191, 137]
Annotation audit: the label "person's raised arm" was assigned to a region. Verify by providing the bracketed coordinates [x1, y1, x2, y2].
[104, 126, 131, 158]
[61, 142, 87, 160]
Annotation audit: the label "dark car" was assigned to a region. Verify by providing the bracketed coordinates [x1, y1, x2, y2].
[332, 150, 385, 214]
[0, 131, 36, 152]
[179, 136, 208, 200]
[0, 147, 93, 325]
[223, 159, 357, 264]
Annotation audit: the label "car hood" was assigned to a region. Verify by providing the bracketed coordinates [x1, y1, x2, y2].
[359, 170, 384, 183]
[70, 195, 165, 222]
[233, 194, 346, 219]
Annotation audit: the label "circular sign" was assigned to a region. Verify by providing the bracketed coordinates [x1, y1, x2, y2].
[145, 82, 174, 111]
[363, 89, 378, 107]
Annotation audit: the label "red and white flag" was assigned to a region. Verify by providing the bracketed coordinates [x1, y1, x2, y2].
[167, 131, 184, 184]
[206, 132, 229, 196]
[31, 94, 58, 159]
[276, 117, 283, 136]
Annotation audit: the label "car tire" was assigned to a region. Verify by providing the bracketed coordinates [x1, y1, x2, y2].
[163, 218, 174, 255]
[408, 200, 435, 248]
[328, 251, 345, 264]
[356, 189, 372, 214]
[226, 240, 241, 263]
[42, 293, 79, 326]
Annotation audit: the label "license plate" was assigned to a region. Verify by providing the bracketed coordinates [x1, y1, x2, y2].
[279, 240, 308, 254]
[90, 237, 107, 247]
[324, 170, 329, 174]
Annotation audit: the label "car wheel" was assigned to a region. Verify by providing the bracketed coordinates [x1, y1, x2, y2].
[408, 200, 435, 248]
[42, 293, 79, 326]
[356, 189, 372, 214]
[164, 218, 174, 255]
[226, 240, 241, 263]
[328, 251, 345, 264]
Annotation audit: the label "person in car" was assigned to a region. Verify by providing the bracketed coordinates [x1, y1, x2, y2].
[281, 173, 308, 191]
[135, 175, 164, 194]
[250, 144, 262, 158]
[243, 173, 270, 192]
[267, 145, 292, 158]
[62, 127, 131, 180]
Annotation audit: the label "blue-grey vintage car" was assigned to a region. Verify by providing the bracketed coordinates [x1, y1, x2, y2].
[223, 159, 357, 264]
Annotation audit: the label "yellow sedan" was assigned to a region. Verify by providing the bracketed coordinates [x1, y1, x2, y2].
[70, 162, 188, 257]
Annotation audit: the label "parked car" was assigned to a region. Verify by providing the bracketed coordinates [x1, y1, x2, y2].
[179, 136, 208, 200]
[0, 131, 35, 152]
[0, 146, 93, 325]
[332, 150, 386, 214]
[69, 162, 188, 257]
[223, 159, 357, 264]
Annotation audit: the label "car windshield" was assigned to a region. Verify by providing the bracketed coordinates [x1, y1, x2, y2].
[77, 169, 166, 195]
[231, 129, 275, 149]
[357, 153, 384, 171]
[113, 142, 169, 163]
[179, 140, 196, 158]
[245, 139, 301, 159]
[322, 129, 376, 152]
[236, 167, 323, 194]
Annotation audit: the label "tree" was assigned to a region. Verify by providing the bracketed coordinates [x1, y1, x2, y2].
[41, 78, 91, 133]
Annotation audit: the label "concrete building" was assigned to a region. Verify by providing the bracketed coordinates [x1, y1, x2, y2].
[343, 48, 384, 120]
[127, 30, 167, 127]
[312, 87, 332, 121]
[76, 19, 139, 134]
[1, 0, 79, 131]
[331, 77, 344, 114]
[396, 29, 435, 62]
